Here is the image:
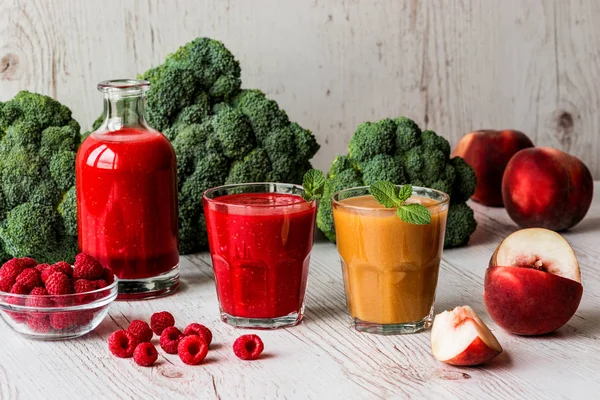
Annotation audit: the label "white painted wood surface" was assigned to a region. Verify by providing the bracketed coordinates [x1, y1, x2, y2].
[0, 183, 598, 400]
[1, 0, 600, 176]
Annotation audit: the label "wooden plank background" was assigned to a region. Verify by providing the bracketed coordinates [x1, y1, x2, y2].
[1, 0, 599, 177]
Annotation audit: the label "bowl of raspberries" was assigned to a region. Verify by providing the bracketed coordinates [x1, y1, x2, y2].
[0, 253, 118, 339]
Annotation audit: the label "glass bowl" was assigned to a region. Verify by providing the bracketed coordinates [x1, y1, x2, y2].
[0, 278, 118, 340]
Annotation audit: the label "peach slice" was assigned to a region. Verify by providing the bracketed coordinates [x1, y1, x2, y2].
[485, 228, 583, 335]
[431, 306, 503, 366]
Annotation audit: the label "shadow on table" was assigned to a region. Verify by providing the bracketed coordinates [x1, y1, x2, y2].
[565, 217, 600, 235]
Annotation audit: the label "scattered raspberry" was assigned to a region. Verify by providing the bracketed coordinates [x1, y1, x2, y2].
[108, 330, 137, 358]
[0, 259, 27, 287]
[160, 326, 183, 354]
[27, 315, 51, 333]
[25, 287, 52, 308]
[94, 279, 109, 289]
[45, 272, 72, 295]
[15, 268, 42, 290]
[49, 312, 79, 330]
[183, 323, 213, 346]
[35, 263, 51, 273]
[73, 253, 103, 280]
[128, 320, 153, 343]
[233, 334, 264, 360]
[10, 283, 30, 295]
[177, 335, 208, 365]
[19, 258, 38, 269]
[133, 342, 158, 367]
[150, 311, 175, 335]
[73, 279, 97, 293]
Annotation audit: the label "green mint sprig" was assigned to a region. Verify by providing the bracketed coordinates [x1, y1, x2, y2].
[370, 181, 431, 225]
[302, 169, 326, 201]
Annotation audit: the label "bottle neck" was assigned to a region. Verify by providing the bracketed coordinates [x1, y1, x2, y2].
[99, 92, 150, 132]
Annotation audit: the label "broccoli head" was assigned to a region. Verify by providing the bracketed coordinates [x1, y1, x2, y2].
[317, 116, 477, 248]
[140, 38, 320, 254]
[0, 91, 79, 263]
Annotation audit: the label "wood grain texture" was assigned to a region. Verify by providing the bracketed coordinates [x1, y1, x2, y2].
[0, 183, 599, 399]
[1, 0, 600, 176]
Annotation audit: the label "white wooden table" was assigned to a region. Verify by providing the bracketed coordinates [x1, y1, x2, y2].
[2, 184, 599, 400]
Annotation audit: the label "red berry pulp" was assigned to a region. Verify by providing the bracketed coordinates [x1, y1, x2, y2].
[76, 128, 179, 280]
[204, 192, 316, 319]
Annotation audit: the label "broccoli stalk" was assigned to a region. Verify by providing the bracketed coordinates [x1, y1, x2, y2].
[317, 117, 477, 248]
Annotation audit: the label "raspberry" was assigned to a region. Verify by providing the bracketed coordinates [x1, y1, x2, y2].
[50, 312, 79, 330]
[108, 330, 137, 358]
[10, 283, 30, 295]
[150, 311, 175, 335]
[4, 294, 26, 323]
[127, 320, 153, 343]
[0, 276, 12, 292]
[73, 279, 97, 293]
[27, 315, 51, 333]
[0, 259, 27, 287]
[15, 268, 42, 290]
[177, 335, 208, 365]
[233, 334, 264, 360]
[73, 253, 103, 280]
[94, 279, 109, 289]
[53, 261, 73, 277]
[19, 257, 38, 269]
[35, 263, 51, 273]
[77, 310, 95, 326]
[133, 342, 158, 367]
[45, 272, 73, 295]
[25, 287, 52, 308]
[183, 323, 213, 346]
[159, 326, 183, 354]
[41, 265, 67, 283]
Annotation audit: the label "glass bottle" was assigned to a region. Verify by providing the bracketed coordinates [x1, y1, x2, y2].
[76, 79, 179, 299]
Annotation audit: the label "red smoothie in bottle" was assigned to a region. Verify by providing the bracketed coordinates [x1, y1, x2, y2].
[203, 189, 316, 325]
[76, 80, 179, 299]
[77, 129, 179, 279]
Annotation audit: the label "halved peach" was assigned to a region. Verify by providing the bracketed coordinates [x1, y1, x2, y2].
[485, 228, 583, 335]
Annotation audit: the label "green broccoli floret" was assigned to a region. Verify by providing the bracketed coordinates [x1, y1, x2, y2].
[360, 154, 406, 185]
[317, 116, 477, 248]
[139, 37, 242, 132]
[137, 38, 320, 254]
[348, 119, 396, 162]
[0, 202, 77, 262]
[450, 156, 477, 203]
[444, 202, 477, 248]
[231, 89, 289, 143]
[210, 108, 254, 159]
[0, 91, 80, 263]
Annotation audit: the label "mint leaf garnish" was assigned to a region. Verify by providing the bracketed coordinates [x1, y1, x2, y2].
[397, 203, 431, 225]
[397, 184, 413, 203]
[370, 181, 431, 225]
[302, 169, 326, 201]
[370, 181, 400, 208]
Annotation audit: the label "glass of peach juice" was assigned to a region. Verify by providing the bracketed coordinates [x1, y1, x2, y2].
[332, 186, 449, 334]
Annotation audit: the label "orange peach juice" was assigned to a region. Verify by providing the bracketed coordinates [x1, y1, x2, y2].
[332, 188, 448, 332]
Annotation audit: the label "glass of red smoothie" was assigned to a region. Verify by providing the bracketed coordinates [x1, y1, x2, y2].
[203, 183, 317, 329]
